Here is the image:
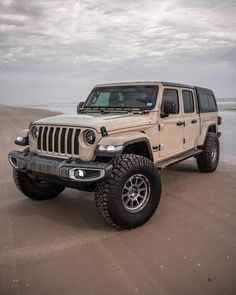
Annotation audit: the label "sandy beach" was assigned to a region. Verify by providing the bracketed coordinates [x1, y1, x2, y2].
[0, 105, 235, 295]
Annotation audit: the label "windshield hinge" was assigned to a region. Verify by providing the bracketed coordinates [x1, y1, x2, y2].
[101, 126, 108, 137]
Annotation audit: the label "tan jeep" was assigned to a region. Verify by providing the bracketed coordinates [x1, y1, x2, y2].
[9, 82, 221, 229]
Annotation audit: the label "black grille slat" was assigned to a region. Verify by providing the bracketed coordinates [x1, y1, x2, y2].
[42, 127, 48, 151]
[67, 128, 73, 154]
[74, 129, 80, 155]
[37, 126, 80, 156]
[48, 127, 54, 152]
[60, 128, 67, 154]
[37, 127, 43, 150]
[54, 127, 60, 153]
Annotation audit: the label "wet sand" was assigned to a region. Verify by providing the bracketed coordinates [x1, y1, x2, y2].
[0, 106, 235, 295]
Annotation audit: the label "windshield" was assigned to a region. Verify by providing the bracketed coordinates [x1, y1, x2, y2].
[85, 86, 158, 110]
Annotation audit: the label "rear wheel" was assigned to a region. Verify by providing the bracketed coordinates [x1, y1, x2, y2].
[95, 154, 162, 229]
[197, 132, 220, 173]
[13, 169, 65, 200]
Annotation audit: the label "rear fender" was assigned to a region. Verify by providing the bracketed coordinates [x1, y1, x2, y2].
[198, 112, 218, 145]
[199, 122, 217, 146]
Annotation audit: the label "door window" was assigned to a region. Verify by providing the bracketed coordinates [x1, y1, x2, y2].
[182, 90, 194, 113]
[161, 89, 179, 114]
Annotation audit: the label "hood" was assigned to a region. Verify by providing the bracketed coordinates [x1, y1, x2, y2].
[33, 113, 152, 133]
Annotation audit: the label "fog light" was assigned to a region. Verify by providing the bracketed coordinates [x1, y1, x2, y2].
[69, 169, 86, 180]
[74, 169, 86, 178]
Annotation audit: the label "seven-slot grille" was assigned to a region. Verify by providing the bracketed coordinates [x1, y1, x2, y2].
[37, 126, 80, 156]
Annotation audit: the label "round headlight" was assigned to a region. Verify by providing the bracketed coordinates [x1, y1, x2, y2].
[84, 130, 96, 145]
[31, 126, 38, 139]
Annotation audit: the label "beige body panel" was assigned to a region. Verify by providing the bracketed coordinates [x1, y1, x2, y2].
[198, 112, 218, 145]
[34, 113, 152, 134]
[157, 87, 199, 158]
[98, 132, 150, 146]
[158, 113, 184, 157]
[183, 112, 200, 150]
[180, 88, 200, 150]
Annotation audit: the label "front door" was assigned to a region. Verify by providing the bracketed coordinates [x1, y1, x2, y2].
[159, 88, 184, 157]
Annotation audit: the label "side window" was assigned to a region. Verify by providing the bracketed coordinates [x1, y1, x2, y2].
[182, 90, 194, 113]
[199, 93, 217, 112]
[208, 94, 217, 112]
[199, 94, 208, 112]
[161, 89, 179, 114]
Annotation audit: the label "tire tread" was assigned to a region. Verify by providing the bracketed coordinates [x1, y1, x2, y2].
[95, 154, 161, 229]
[197, 132, 219, 173]
[13, 169, 64, 200]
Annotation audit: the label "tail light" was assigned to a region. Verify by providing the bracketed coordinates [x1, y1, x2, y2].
[218, 116, 222, 125]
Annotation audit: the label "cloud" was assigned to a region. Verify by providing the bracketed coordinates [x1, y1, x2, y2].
[0, 0, 236, 104]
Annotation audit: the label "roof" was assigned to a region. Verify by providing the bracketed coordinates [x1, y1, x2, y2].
[161, 82, 194, 89]
[95, 82, 160, 87]
[95, 81, 194, 89]
[94, 82, 213, 93]
[195, 86, 214, 95]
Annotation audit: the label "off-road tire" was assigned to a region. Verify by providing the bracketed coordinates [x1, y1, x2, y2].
[13, 169, 65, 200]
[197, 132, 220, 173]
[95, 154, 161, 229]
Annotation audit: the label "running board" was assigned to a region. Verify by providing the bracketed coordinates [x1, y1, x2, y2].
[156, 148, 202, 169]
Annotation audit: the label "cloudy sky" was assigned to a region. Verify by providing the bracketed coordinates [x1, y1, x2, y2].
[0, 0, 236, 105]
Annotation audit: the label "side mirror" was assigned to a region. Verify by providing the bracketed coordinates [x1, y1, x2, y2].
[77, 101, 85, 113]
[160, 101, 177, 117]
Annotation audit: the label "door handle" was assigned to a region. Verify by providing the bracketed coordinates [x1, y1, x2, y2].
[191, 119, 198, 124]
[177, 121, 185, 126]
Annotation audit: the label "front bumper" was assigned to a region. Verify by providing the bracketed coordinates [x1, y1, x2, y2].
[8, 150, 112, 183]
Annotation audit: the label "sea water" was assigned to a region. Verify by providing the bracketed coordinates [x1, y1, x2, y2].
[217, 98, 236, 164]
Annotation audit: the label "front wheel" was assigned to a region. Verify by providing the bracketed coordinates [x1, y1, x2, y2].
[95, 154, 162, 229]
[13, 169, 65, 200]
[196, 132, 220, 173]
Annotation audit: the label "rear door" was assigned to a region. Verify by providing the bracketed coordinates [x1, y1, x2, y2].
[159, 88, 184, 157]
[181, 89, 200, 150]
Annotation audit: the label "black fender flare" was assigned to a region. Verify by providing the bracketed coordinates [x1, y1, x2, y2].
[95, 137, 153, 161]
